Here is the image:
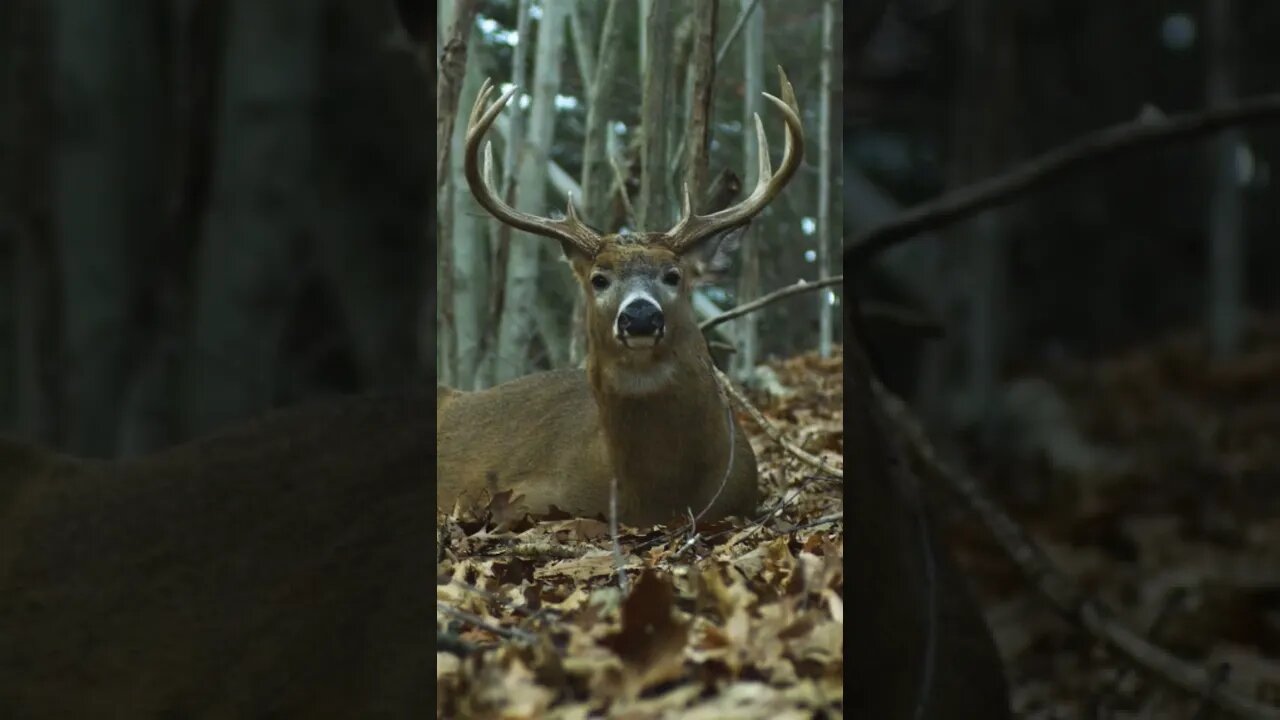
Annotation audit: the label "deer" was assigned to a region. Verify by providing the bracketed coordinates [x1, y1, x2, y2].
[436, 69, 805, 527]
[0, 394, 432, 716]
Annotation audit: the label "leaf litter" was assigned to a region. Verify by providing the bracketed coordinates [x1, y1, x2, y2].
[436, 349, 844, 719]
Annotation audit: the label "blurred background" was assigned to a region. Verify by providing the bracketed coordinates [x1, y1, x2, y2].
[435, 0, 842, 393]
[0, 0, 432, 458]
[851, 1, 1280, 714]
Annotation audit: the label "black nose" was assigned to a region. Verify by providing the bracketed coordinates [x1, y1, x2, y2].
[617, 300, 664, 336]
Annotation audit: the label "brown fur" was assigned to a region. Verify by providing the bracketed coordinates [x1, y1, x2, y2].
[0, 394, 431, 717]
[437, 235, 759, 526]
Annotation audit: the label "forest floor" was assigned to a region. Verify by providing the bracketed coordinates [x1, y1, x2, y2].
[950, 318, 1280, 718]
[436, 351, 845, 719]
[436, 322, 1280, 718]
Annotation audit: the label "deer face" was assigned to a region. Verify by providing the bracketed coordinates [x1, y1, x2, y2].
[569, 237, 687, 353]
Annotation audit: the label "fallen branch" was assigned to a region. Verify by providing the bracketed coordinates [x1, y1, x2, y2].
[846, 93, 1280, 266]
[712, 366, 843, 480]
[872, 380, 1280, 720]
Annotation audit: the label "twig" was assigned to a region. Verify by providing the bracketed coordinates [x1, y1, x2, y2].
[712, 366, 843, 479]
[608, 474, 630, 594]
[715, 0, 764, 66]
[787, 512, 844, 533]
[1193, 664, 1234, 720]
[437, 630, 478, 656]
[691, 374, 737, 523]
[1090, 586, 1186, 717]
[701, 276, 843, 332]
[436, 601, 537, 645]
[609, 151, 637, 228]
[873, 380, 1280, 720]
[846, 93, 1280, 266]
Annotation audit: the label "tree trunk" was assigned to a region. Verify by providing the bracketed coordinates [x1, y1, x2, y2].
[475, 0, 531, 389]
[733, 0, 764, 379]
[447, 24, 488, 390]
[681, 0, 718, 211]
[2, 0, 57, 445]
[817, 0, 837, 358]
[51, 0, 166, 456]
[184, 0, 322, 436]
[637, 0, 675, 231]
[570, 0, 624, 366]
[923, 0, 1017, 429]
[494, 0, 567, 383]
[1206, 0, 1244, 360]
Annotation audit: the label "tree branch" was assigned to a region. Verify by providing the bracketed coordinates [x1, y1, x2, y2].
[715, 0, 764, 66]
[846, 93, 1280, 266]
[701, 276, 842, 332]
[873, 381, 1280, 720]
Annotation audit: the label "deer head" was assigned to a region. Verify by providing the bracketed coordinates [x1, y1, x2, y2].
[437, 68, 802, 526]
[463, 68, 803, 396]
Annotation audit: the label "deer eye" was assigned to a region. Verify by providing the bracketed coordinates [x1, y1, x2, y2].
[590, 273, 610, 291]
[662, 269, 681, 286]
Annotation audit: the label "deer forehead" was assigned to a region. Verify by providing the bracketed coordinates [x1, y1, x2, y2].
[593, 236, 679, 271]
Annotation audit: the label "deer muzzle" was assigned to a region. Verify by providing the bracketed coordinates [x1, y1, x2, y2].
[616, 297, 664, 348]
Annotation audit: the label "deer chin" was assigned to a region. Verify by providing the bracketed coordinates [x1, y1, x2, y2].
[616, 333, 662, 350]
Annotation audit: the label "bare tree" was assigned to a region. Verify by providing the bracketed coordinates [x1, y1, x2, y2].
[681, 0, 718, 209]
[494, 0, 567, 383]
[637, 0, 675, 230]
[474, 0, 531, 389]
[1206, 0, 1244, 360]
[183, 0, 323, 437]
[817, 0, 837, 358]
[448, 22, 488, 390]
[733, 0, 764, 378]
[52, 0, 167, 456]
[571, 0, 625, 365]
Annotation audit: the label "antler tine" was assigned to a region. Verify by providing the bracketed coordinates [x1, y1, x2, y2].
[665, 67, 805, 254]
[462, 79, 601, 257]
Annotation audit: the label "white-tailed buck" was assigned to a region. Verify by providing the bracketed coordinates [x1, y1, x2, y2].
[437, 69, 805, 527]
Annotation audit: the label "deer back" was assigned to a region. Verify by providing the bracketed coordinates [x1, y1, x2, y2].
[0, 393, 432, 717]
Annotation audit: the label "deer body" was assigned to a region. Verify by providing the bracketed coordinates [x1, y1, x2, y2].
[438, 363, 758, 526]
[0, 394, 431, 717]
[437, 70, 805, 525]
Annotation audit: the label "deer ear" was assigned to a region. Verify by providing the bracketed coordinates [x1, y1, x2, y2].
[687, 225, 747, 284]
[560, 242, 594, 278]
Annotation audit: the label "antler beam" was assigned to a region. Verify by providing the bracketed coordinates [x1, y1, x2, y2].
[463, 79, 602, 257]
[665, 66, 805, 254]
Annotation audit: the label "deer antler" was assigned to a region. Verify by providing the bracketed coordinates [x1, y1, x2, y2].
[464, 78, 602, 257]
[665, 67, 805, 254]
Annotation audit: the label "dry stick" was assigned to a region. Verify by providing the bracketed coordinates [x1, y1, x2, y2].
[846, 92, 1280, 266]
[712, 366, 843, 480]
[436, 601, 538, 645]
[873, 381, 1280, 720]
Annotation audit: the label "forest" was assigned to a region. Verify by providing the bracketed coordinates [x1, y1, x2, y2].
[3, 0, 1280, 718]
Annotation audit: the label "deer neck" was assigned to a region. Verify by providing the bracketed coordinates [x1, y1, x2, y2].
[586, 345, 731, 522]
